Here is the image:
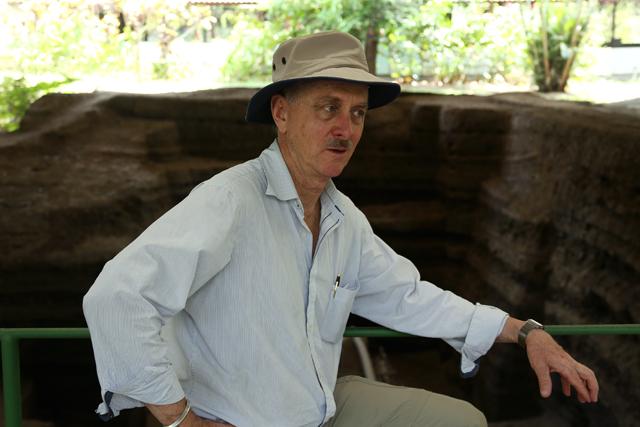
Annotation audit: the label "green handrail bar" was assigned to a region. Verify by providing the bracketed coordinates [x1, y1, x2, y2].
[1, 328, 89, 427]
[2, 324, 640, 427]
[343, 324, 640, 337]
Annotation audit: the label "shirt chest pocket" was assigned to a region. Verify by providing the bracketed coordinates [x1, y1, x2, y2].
[319, 282, 359, 343]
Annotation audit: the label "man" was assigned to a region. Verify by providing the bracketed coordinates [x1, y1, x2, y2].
[83, 31, 598, 427]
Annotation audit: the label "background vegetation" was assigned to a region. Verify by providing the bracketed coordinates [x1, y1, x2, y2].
[521, 0, 593, 92]
[220, 0, 530, 84]
[1, 0, 639, 132]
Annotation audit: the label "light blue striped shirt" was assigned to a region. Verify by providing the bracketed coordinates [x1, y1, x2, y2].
[83, 141, 508, 426]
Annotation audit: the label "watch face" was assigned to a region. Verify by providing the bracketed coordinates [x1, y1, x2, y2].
[528, 319, 543, 329]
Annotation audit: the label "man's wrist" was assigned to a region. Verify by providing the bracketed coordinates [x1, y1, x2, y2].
[163, 400, 191, 427]
[496, 317, 525, 343]
[518, 319, 545, 348]
[146, 399, 191, 426]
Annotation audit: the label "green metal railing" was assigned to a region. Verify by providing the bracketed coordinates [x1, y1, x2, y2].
[1, 328, 90, 427]
[2, 324, 640, 427]
[343, 324, 640, 337]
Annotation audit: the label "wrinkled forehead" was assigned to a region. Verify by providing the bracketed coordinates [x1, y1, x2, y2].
[290, 80, 369, 103]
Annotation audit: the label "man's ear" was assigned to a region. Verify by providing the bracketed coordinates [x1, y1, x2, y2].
[271, 94, 288, 134]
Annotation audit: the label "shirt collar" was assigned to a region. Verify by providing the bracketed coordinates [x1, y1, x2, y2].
[259, 140, 344, 215]
[260, 140, 299, 201]
[322, 180, 343, 216]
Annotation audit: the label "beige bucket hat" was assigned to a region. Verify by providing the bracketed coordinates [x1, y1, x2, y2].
[245, 31, 401, 124]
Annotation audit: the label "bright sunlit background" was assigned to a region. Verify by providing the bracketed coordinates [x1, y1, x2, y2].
[1, 0, 639, 131]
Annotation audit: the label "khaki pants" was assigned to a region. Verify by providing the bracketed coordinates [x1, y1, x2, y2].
[326, 376, 487, 427]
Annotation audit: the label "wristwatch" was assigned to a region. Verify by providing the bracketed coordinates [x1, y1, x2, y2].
[518, 319, 544, 348]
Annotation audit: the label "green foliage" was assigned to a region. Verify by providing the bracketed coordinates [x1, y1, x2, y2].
[0, 1, 132, 131]
[220, 0, 528, 84]
[0, 0, 218, 82]
[521, 0, 592, 92]
[127, 1, 217, 80]
[221, 0, 402, 82]
[0, 0, 618, 101]
[0, 1, 137, 79]
[0, 77, 72, 132]
[0, 1, 219, 131]
[384, 1, 527, 83]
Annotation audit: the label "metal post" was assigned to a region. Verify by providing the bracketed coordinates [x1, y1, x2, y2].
[1, 333, 22, 427]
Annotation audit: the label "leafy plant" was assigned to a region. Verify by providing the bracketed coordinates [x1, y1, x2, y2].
[0, 1, 137, 79]
[220, 0, 405, 82]
[220, 0, 528, 85]
[125, 0, 217, 80]
[0, 76, 72, 132]
[0, 1, 217, 83]
[520, 0, 592, 92]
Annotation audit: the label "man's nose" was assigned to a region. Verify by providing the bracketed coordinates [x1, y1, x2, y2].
[331, 111, 354, 140]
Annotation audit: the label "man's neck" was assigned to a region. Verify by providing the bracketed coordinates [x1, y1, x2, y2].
[277, 139, 328, 214]
[292, 175, 324, 216]
[277, 138, 327, 253]
[285, 166, 324, 254]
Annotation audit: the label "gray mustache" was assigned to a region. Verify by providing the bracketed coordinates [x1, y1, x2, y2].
[326, 140, 352, 150]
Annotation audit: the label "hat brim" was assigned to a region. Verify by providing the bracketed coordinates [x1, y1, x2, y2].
[245, 67, 401, 124]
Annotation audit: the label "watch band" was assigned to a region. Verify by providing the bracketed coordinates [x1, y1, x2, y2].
[518, 319, 544, 348]
[163, 401, 191, 427]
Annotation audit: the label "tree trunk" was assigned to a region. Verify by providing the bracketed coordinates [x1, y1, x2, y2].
[365, 25, 378, 75]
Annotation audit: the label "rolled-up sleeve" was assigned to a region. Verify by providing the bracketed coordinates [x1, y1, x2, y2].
[83, 182, 238, 418]
[444, 303, 508, 376]
[352, 215, 508, 376]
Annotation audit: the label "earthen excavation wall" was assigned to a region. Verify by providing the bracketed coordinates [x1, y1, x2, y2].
[1, 90, 638, 426]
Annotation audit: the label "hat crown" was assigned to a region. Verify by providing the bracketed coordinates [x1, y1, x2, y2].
[272, 31, 369, 83]
[246, 31, 400, 124]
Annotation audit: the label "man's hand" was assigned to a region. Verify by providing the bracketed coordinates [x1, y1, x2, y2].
[525, 329, 599, 403]
[497, 317, 599, 403]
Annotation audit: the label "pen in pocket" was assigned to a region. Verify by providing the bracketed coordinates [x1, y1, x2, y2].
[332, 274, 341, 298]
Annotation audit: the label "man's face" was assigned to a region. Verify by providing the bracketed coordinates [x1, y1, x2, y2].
[273, 80, 368, 183]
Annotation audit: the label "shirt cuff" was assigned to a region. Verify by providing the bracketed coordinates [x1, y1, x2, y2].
[97, 391, 142, 420]
[96, 366, 185, 419]
[459, 303, 508, 377]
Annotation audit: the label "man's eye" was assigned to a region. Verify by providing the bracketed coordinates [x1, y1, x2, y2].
[324, 105, 338, 113]
[352, 109, 366, 119]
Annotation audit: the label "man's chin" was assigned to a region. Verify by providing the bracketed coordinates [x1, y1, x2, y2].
[325, 166, 347, 179]
[323, 155, 353, 178]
